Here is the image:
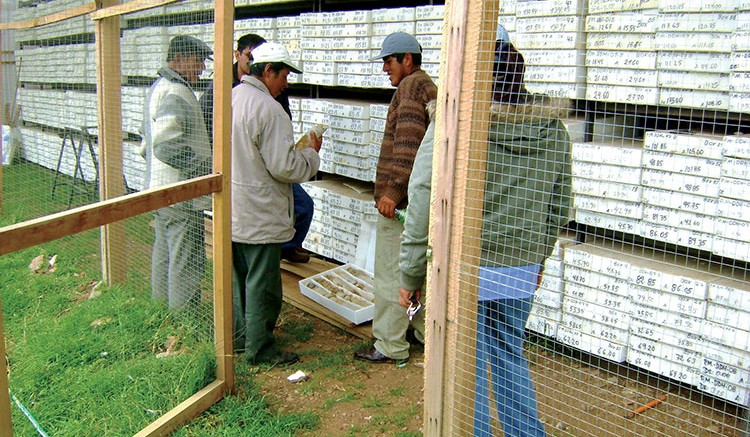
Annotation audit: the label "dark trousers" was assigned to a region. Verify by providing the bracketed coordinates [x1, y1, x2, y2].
[282, 183, 314, 250]
[231, 242, 283, 361]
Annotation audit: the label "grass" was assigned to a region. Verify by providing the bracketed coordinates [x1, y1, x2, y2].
[1, 162, 320, 436]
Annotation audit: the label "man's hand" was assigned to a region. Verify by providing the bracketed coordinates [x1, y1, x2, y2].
[309, 131, 323, 153]
[377, 195, 397, 218]
[399, 288, 420, 309]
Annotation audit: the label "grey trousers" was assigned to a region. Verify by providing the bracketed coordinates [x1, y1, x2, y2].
[151, 205, 205, 311]
[373, 215, 426, 360]
[232, 242, 283, 361]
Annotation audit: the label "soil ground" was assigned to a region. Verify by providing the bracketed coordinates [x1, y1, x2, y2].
[242, 269, 749, 437]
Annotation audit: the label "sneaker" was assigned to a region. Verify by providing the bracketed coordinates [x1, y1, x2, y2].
[281, 247, 310, 263]
[245, 350, 299, 366]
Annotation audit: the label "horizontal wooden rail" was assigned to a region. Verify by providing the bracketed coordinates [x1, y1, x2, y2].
[0, 174, 222, 256]
[0, 3, 97, 30]
[90, 0, 179, 21]
[134, 379, 227, 437]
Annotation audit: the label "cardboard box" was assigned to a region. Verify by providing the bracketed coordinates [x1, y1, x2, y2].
[629, 284, 707, 318]
[526, 313, 559, 337]
[516, 0, 584, 17]
[299, 264, 375, 325]
[659, 70, 730, 91]
[658, 0, 739, 12]
[717, 196, 750, 220]
[720, 176, 750, 202]
[712, 236, 750, 262]
[641, 187, 718, 215]
[723, 134, 750, 159]
[525, 82, 586, 99]
[526, 49, 583, 67]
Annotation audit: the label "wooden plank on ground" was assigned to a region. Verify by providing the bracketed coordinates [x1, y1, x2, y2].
[281, 258, 373, 341]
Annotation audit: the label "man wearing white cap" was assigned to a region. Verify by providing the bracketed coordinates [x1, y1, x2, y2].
[141, 35, 213, 312]
[355, 32, 437, 366]
[231, 42, 322, 365]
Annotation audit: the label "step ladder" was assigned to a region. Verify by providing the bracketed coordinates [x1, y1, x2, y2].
[51, 126, 99, 208]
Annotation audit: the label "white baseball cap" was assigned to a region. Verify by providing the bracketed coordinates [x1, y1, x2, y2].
[250, 42, 302, 74]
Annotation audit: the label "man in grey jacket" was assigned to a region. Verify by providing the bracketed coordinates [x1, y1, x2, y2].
[141, 35, 213, 311]
[231, 42, 322, 365]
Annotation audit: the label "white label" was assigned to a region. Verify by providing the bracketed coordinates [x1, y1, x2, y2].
[655, 32, 733, 53]
[656, 13, 737, 33]
[562, 314, 630, 344]
[518, 16, 581, 33]
[585, 12, 658, 33]
[586, 33, 656, 51]
[630, 284, 707, 317]
[586, 50, 657, 70]
[370, 7, 415, 23]
[642, 150, 722, 178]
[564, 266, 630, 296]
[587, 67, 658, 87]
[642, 204, 715, 233]
[586, 84, 659, 104]
[588, 0, 658, 13]
[659, 70, 730, 91]
[659, 0, 740, 12]
[575, 210, 643, 234]
[573, 141, 643, 167]
[714, 216, 750, 243]
[730, 92, 750, 113]
[659, 88, 730, 110]
[644, 130, 724, 159]
[516, 0, 584, 17]
[573, 177, 642, 202]
[706, 302, 750, 331]
[642, 187, 718, 214]
[708, 278, 750, 313]
[302, 23, 371, 38]
[514, 32, 584, 49]
[720, 167, 750, 189]
[656, 51, 732, 72]
[563, 296, 631, 330]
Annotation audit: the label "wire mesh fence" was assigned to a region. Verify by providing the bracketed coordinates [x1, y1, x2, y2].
[1, 0, 750, 435]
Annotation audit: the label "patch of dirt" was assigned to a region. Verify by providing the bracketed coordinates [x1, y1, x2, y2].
[247, 306, 424, 436]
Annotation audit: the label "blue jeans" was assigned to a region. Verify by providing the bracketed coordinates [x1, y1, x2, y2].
[282, 183, 314, 250]
[474, 297, 547, 437]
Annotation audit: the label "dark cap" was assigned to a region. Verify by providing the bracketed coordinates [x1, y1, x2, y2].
[167, 35, 213, 61]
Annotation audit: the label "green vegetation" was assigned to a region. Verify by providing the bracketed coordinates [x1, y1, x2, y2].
[0, 163, 318, 436]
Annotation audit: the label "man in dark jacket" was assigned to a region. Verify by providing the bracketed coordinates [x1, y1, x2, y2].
[473, 28, 572, 437]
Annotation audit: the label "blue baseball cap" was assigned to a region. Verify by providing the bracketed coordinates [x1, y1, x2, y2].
[370, 32, 422, 61]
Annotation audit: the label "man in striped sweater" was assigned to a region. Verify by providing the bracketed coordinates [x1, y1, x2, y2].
[355, 32, 437, 366]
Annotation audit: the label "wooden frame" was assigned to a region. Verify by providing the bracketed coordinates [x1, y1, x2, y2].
[424, 0, 498, 435]
[0, 0, 235, 434]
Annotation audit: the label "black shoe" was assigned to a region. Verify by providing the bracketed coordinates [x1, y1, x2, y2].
[354, 347, 408, 367]
[405, 327, 424, 346]
[246, 350, 299, 366]
[282, 247, 311, 263]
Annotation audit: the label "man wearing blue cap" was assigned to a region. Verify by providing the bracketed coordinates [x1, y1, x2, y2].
[354, 32, 437, 367]
[141, 35, 213, 312]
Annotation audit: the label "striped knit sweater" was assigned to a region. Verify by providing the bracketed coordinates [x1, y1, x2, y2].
[374, 69, 438, 209]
